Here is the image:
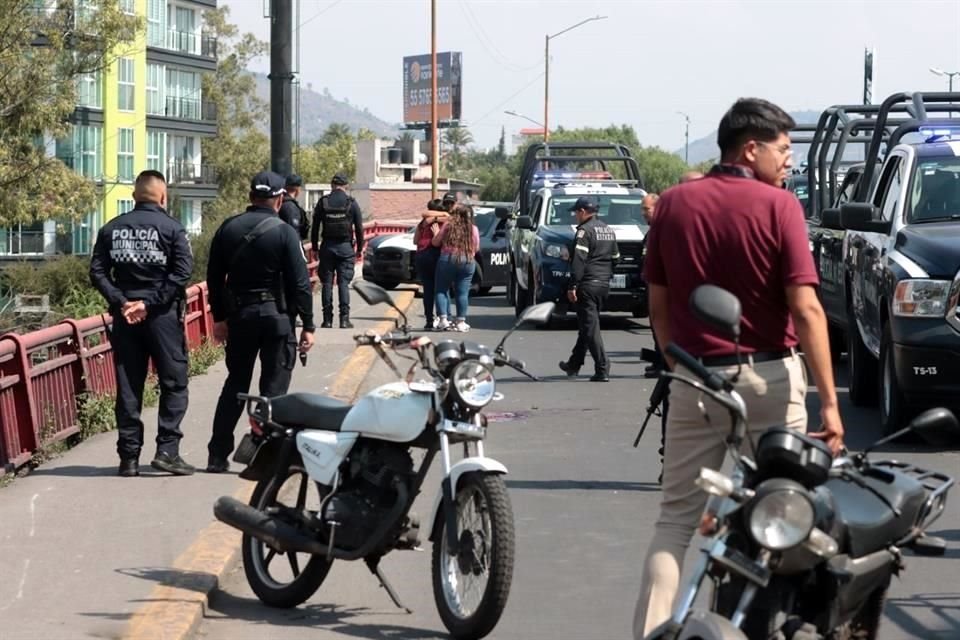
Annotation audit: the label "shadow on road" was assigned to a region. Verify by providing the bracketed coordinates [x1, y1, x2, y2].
[884, 592, 960, 640]
[206, 589, 445, 639]
[506, 478, 659, 492]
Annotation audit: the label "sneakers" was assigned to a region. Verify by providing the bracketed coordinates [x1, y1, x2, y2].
[558, 361, 580, 377]
[436, 317, 451, 331]
[452, 320, 470, 333]
[436, 317, 469, 332]
[150, 452, 196, 476]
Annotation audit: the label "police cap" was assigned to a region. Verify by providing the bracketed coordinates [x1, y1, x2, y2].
[250, 171, 285, 198]
[285, 174, 303, 187]
[568, 196, 599, 212]
[441, 192, 457, 204]
[331, 173, 349, 186]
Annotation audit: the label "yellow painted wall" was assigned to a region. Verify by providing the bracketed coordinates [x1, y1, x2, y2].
[101, 0, 148, 221]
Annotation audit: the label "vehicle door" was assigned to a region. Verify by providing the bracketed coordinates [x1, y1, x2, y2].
[477, 211, 510, 285]
[513, 193, 542, 291]
[817, 167, 862, 324]
[849, 154, 904, 355]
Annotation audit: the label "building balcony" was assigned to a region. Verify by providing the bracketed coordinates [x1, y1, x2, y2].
[149, 27, 217, 60]
[160, 96, 217, 122]
[166, 161, 217, 186]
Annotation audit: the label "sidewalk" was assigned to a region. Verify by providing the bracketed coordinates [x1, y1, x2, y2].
[0, 287, 418, 640]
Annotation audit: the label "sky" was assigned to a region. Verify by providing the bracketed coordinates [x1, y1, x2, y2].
[222, 0, 960, 153]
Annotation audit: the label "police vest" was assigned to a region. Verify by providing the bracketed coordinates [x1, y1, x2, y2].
[320, 195, 353, 241]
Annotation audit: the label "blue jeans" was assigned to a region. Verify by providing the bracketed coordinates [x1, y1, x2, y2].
[435, 253, 475, 319]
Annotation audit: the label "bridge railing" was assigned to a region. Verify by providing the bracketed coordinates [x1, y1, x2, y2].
[0, 221, 412, 473]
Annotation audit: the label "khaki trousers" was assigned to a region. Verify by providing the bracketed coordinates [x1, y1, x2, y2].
[633, 353, 808, 639]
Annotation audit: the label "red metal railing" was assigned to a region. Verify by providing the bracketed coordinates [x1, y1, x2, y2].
[0, 222, 412, 473]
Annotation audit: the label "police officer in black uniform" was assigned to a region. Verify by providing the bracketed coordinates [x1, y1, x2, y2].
[89, 170, 195, 477]
[558, 196, 620, 382]
[279, 174, 309, 240]
[311, 172, 364, 328]
[205, 171, 316, 472]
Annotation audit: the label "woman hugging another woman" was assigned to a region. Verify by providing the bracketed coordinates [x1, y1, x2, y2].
[432, 203, 479, 332]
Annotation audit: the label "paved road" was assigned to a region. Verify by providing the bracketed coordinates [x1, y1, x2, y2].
[196, 291, 960, 640]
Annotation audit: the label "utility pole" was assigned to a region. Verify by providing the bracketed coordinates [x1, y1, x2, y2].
[430, 0, 438, 199]
[270, 0, 293, 176]
[677, 111, 690, 165]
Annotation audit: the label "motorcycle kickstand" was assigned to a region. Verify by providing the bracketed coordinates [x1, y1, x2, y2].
[365, 557, 413, 614]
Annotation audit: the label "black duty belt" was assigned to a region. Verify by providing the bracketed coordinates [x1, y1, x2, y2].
[700, 349, 794, 367]
[234, 291, 277, 306]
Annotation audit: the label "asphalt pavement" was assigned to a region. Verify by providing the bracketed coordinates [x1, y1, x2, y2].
[195, 290, 960, 640]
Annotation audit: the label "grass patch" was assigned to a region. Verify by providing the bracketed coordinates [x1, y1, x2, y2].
[77, 392, 117, 439]
[189, 338, 225, 377]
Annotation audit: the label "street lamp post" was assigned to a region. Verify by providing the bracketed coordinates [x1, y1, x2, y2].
[930, 67, 960, 92]
[543, 15, 607, 143]
[504, 109, 545, 129]
[677, 111, 691, 165]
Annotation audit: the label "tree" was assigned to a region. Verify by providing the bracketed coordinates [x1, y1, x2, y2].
[295, 136, 356, 188]
[0, 1, 140, 226]
[320, 123, 352, 145]
[497, 126, 506, 160]
[356, 127, 376, 141]
[443, 126, 474, 157]
[635, 146, 691, 194]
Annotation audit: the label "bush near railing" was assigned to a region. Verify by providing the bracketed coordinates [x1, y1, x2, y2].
[0, 222, 411, 474]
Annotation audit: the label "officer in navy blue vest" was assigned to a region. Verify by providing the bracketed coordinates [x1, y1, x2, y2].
[204, 171, 316, 473]
[310, 173, 365, 328]
[89, 170, 195, 477]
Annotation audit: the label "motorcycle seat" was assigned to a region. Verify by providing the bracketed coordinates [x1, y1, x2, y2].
[264, 393, 352, 431]
[826, 468, 926, 557]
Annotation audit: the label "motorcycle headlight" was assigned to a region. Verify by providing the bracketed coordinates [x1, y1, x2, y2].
[544, 243, 571, 261]
[451, 360, 495, 408]
[748, 482, 815, 551]
[893, 279, 951, 317]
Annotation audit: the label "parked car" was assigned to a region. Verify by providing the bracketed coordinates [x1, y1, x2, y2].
[361, 205, 511, 293]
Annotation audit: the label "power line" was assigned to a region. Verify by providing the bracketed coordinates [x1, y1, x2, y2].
[296, 0, 344, 31]
[458, 0, 540, 74]
[470, 71, 545, 126]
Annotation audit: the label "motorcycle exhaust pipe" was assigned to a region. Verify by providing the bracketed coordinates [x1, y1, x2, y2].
[214, 496, 329, 555]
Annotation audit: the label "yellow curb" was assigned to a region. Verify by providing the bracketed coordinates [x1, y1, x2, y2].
[122, 289, 416, 640]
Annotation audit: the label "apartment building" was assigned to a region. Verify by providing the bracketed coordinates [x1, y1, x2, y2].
[0, 0, 218, 259]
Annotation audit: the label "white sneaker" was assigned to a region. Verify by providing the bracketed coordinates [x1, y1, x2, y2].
[453, 320, 470, 332]
[437, 317, 451, 331]
[432, 317, 440, 329]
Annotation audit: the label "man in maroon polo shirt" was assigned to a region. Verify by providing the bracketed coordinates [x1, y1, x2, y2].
[633, 97, 845, 638]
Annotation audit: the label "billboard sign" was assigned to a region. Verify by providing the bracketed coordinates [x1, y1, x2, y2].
[402, 52, 462, 125]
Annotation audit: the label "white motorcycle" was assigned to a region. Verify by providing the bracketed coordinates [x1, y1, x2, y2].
[214, 280, 553, 639]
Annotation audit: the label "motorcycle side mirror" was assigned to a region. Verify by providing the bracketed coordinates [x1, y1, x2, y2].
[495, 302, 555, 352]
[352, 281, 409, 329]
[690, 285, 741, 340]
[864, 407, 959, 454]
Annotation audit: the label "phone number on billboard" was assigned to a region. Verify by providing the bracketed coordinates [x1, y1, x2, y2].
[408, 86, 451, 107]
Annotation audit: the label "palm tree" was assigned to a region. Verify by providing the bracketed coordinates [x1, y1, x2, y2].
[320, 123, 352, 145]
[443, 126, 473, 158]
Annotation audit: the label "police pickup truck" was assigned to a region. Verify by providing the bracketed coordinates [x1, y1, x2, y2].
[507, 143, 648, 323]
[816, 91, 960, 434]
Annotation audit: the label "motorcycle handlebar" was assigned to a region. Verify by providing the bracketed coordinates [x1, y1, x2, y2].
[353, 331, 413, 347]
[666, 344, 728, 392]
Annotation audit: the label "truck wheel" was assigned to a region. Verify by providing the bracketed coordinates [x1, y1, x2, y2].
[507, 270, 516, 308]
[828, 325, 845, 360]
[847, 322, 878, 408]
[513, 272, 529, 318]
[879, 324, 912, 436]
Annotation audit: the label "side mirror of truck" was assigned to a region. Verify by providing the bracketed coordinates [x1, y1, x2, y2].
[516, 215, 534, 230]
[820, 208, 843, 230]
[840, 202, 891, 234]
[494, 206, 511, 220]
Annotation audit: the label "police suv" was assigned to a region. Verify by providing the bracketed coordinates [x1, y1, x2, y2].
[816, 97, 960, 434]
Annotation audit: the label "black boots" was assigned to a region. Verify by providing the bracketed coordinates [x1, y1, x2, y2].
[340, 316, 353, 329]
[321, 314, 333, 329]
[150, 452, 196, 476]
[118, 459, 139, 477]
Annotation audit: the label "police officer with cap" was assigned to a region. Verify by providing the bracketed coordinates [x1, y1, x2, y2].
[279, 174, 309, 240]
[558, 196, 619, 382]
[205, 171, 316, 472]
[310, 172, 364, 328]
[89, 170, 195, 477]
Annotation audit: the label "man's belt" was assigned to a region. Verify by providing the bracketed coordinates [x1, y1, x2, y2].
[699, 349, 794, 367]
[233, 291, 277, 306]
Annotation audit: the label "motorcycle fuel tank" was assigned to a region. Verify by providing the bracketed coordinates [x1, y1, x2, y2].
[340, 381, 433, 443]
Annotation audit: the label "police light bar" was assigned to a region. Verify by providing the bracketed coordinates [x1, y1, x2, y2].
[531, 171, 613, 181]
[919, 126, 960, 142]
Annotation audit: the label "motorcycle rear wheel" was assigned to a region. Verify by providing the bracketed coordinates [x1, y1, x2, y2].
[241, 465, 333, 608]
[432, 472, 515, 639]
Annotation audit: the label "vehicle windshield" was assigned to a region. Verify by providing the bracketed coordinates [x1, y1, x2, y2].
[908, 157, 960, 223]
[546, 195, 648, 227]
[473, 209, 499, 236]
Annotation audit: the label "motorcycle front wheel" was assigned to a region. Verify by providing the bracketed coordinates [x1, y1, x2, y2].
[432, 472, 515, 639]
[241, 465, 333, 608]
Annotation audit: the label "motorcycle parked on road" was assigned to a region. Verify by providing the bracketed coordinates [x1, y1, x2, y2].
[645, 285, 958, 640]
[213, 280, 552, 639]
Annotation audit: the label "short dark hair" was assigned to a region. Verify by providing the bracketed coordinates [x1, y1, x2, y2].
[136, 169, 166, 185]
[717, 98, 796, 159]
[427, 198, 445, 211]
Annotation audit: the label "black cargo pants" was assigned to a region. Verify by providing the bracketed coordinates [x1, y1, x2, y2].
[567, 281, 609, 375]
[208, 302, 297, 460]
[319, 241, 356, 319]
[112, 303, 189, 461]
